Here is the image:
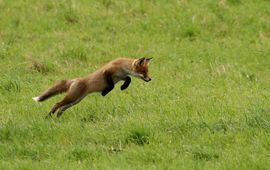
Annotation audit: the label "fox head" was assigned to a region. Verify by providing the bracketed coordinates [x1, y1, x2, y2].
[133, 57, 152, 82]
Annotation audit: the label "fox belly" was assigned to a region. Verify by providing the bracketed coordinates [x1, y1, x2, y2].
[83, 74, 108, 93]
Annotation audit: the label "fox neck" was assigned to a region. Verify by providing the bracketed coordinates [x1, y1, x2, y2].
[122, 59, 142, 78]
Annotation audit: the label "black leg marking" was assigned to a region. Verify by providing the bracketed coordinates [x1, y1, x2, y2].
[45, 113, 52, 119]
[101, 71, 115, 96]
[121, 76, 131, 90]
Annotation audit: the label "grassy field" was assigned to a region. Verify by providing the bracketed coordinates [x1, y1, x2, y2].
[0, 0, 270, 169]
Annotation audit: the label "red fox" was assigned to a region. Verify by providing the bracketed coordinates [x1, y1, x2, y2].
[33, 57, 152, 118]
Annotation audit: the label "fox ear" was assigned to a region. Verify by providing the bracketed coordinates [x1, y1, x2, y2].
[145, 57, 152, 62]
[138, 57, 146, 66]
[145, 57, 152, 65]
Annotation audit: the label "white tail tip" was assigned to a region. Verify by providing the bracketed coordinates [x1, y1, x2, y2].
[32, 96, 40, 102]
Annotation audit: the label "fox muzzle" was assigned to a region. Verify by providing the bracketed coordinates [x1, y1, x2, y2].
[143, 77, 152, 82]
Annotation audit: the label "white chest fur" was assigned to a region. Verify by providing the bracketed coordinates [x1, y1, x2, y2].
[112, 71, 128, 84]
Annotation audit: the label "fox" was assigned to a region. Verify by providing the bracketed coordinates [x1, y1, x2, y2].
[32, 57, 152, 118]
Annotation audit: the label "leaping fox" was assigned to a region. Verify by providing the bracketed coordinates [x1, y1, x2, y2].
[32, 57, 152, 118]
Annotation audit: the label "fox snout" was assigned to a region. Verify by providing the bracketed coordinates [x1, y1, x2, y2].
[142, 76, 151, 82]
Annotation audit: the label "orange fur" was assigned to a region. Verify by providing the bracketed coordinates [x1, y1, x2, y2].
[33, 57, 152, 117]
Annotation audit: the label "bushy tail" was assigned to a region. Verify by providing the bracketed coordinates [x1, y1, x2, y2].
[32, 80, 73, 102]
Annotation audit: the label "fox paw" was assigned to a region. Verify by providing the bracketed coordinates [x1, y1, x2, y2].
[101, 91, 107, 96]
[120, 86, 126, 90]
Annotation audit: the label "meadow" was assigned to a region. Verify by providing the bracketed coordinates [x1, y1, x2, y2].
[0, 0, 270, 169]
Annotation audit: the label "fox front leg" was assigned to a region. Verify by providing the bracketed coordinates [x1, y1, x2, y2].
[102, 72, 115, 96]
[121, 76, 131, 90]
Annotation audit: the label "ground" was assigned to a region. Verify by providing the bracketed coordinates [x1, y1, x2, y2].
[0, 0, 270, 169]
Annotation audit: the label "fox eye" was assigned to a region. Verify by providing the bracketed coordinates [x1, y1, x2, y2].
[141, 70, 146, 74]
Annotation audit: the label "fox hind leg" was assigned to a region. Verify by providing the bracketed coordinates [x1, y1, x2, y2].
[56, 95, 86, 118]
[47, 101, 63, 118]
[47, 81, 87, 118]
[47, 99, 69, 118]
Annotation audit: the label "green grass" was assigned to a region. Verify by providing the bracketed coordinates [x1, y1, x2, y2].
[0, 0, 270, 169]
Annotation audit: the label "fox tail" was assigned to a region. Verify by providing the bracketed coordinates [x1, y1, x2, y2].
[32, 80, 73, 102]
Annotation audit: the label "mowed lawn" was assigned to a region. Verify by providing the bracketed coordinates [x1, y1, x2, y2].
[0, 0, 270, 169]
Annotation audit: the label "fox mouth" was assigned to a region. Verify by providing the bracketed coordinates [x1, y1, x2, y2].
[142, 77, 151, 82]
[133, 73, 151, 82]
